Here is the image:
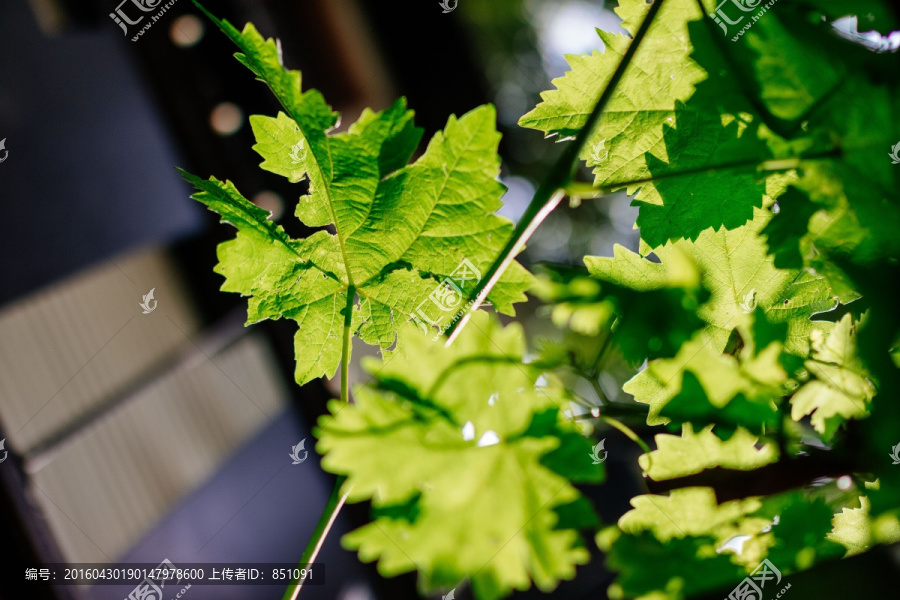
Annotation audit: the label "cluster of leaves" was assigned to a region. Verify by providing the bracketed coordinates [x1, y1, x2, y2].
[182, 7, 588, 600]
[317, 313, 602, 598]
[187, 0, 900, 598]
[522, 0, 900, 597]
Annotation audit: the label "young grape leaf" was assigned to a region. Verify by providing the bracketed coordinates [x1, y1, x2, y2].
[597, 529, 744, 600]
[828, 493, 900, 558]
[660, 371, 781, 440]
[530, 261, 706, 364]
[639, 424, 777, 481]
[829, 495, 900, 554]
[790, 314, 874, 441]
[755, 495, 846, 570]
[586, 209, 836, 357]
[617, 488, 769, 548]
[622, 308, 789, 429]
[606, 489, 849, 597]
[828, 496, 872, 557]
[315, 313, 602, 599]
[183, 14, 532, 385]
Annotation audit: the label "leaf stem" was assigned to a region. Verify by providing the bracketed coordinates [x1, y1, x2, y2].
[444, 0, 667, 345]
[563, 147, 842, 200]
[281, 476, 350, 600]
[601, 416, 652, 457]
[284, 287, 356, 600]
[341, 286, 355, 404]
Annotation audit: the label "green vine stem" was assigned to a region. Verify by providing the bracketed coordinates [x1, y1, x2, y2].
[283, 289, 357, 600]
[340, 287, 355, 404]
[601, 415, 653, 459]
[282, 476, 349, 600]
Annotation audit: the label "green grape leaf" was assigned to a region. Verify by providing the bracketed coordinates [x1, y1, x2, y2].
[660, 371, 781, 439]
[618, 488, 768, 545]
[828, 496, 871, 557]
[518, 0, 706, 159]
[524, 0, 899, 255]
[531, 262, 706, 364]
[768, 161, 900, 279]
[790, 314, 874, 441]
[587, 209, 837, 356]
[607, 489, 849, 598]
[709, 0, 843, 122]
[716, 1, 900, 285]
[315, 313, 601, 599]
[182, 15, 532, 385]
[519, 1, 897, 597]
[519, 0, 798, 248]
[622, 308, 792, 429]
[639, 424, 777, 481]
[756, 495, 846, 570]
[598, 529, 744, 600]
[762, 187, 820, 270]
